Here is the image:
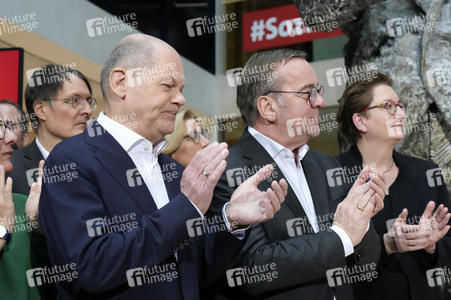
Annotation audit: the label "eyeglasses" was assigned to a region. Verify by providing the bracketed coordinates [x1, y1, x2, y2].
[264, 86, 324, 107]
[359, 99, 406, 115]
[44, 96, 98, 111]
[183, 129, 208, 144]
[0, 121, 13, 140]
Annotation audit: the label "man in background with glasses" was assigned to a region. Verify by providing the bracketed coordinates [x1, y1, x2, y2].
[9, 64, 96, 196]
[206, 49, 386, 300]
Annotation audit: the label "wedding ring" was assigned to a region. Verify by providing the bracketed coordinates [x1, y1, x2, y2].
[202, 171, 210, 178]
[356, 204, 364, 211]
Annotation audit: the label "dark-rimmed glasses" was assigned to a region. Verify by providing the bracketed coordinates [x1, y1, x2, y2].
[264, 86, 324, 107]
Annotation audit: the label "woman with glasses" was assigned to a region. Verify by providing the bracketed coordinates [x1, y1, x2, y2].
[0, 117, 45, 299]
[163, 108, 209, 167]
[336, 72, 451, 300]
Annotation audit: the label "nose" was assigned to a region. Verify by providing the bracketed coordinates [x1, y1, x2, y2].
[199, 134, 210, 148]
[80, 99, 95, 116]
[172, 92, 186, 107]
[395, 105, 406, 119]
[4, 127, 17, 144]
[313, 93, 325, 109]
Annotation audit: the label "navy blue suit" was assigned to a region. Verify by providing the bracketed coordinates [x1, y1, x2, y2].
[39, 121, 244, 299]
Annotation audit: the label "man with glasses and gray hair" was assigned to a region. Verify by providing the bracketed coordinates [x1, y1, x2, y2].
[207, 49, 387, 299]
[9, 64, 96, 195]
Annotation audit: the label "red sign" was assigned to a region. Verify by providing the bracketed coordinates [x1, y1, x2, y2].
[242, 4, 344, 52]
[0, 48, 23, 105]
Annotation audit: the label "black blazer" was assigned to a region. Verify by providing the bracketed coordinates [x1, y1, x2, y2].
[206, 129, 381, 300]
[10, 138, 45, 195]
[336, 146, 451, 300]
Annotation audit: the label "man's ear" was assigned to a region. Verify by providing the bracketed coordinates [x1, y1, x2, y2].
[33, 100, 47, 122]
[352, 112, 367, 133]
[109, 68, 127, 99]
[256, 96, 278, 123]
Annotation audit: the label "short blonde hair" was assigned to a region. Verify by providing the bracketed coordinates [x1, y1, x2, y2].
[163, 108, 196, 155]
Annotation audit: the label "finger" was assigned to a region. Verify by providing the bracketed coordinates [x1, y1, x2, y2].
[4, 177, 12, 202]
[270, 179, 285, 205]
[37, 160, 45, 187]
[203, 160, 227, 190]
[265, 188, 281, 215]
[279, 179, 288, 196]
[261, 197, 275, 220]
[421, 201, 436, 220]
[199, 147, 229, 179]
[0, 165, 5, 194]
[242, 164, 274, 188]
[369, 178, 385, 204]
[189, 142, 227, 173]
[372, 192, 384, 214]
[397, 208, 408, 224]
[438, 225, 451, 239]
[434, 205, 448, 223]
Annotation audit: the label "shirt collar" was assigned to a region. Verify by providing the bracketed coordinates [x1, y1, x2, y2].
[248, 126, 309, 163]
[97, 112, 168, 155]
[35, 136, 49, 159]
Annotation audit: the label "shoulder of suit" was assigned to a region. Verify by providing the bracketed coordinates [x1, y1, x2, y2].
[394, 151, 438, 171]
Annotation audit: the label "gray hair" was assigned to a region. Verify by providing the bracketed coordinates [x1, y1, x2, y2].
[237, 49, 307, 126]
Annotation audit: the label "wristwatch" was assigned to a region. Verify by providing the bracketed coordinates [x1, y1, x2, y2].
[0, 225, 11, 244]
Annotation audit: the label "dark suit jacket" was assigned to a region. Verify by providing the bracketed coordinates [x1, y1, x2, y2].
[337, 146, 451, 300]
[10, 138, 45, 196]
[206, 129, 381, 300]
[39, 121, 245, 300]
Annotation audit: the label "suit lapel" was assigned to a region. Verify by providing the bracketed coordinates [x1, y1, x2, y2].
[239, 129, 307, 219]
[86, 122, 158, 214]
[24, 139, 45, 168]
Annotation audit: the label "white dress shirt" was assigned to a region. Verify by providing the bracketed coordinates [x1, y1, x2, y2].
[35, 137, 49, 160]
[248, 127, 354, 257]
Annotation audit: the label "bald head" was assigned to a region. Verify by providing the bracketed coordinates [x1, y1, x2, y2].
[100, 34, 178, 102]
